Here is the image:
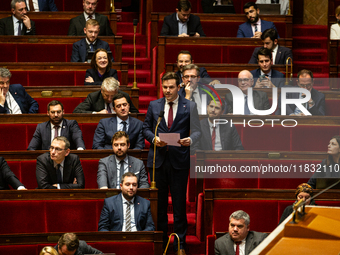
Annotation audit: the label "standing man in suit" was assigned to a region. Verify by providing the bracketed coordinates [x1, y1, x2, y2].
[97, 131, 149, 189]
[98, 172, 155, 231]
[0, 0, 36, 35]
[250, 47, 285, 88]
[226, 70, 270, 114]
[143, 72, 201, 254]
[71, 19, 112, 63]
[160, 0, 206, 37]
[0, 68, 38, 114]
[197, 98, 244, 150]
[249, 29, 292, 65]
[28, 100, 85, 150]
[0, 157, 26, 190]
[237, 2, 279, 38]
[25, 0, 58, 11]
[215, 210, 268, 255]
[55, 233, 103, 255]
[36, 136, 85, 189]
[73, 77, 138, 113]
[68, 0, 114, 36]
[92, 93, 144, 149]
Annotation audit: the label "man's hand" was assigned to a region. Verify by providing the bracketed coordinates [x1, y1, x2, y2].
[53, 184, 58, 188]
[73, 178, 77, 184]
[208, 79, 221, 86]
[193, 32, 200, 37]
[22, 15, 32, 30]
[184, 82, 192, 100]
[85, 76, 94, 83]
[97, 109, 108, 114]
[100, 186, 108, 189]
[178, 137, 191, 147]
[155, 136, 167, 147]
[254, 77, 274, 88]
[252, 31, 262, 38]
[178, 33, 189, 37]
[0, 87, 5, 106]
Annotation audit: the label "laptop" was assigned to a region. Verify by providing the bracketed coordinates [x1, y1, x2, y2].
[257, 4, 280, 15]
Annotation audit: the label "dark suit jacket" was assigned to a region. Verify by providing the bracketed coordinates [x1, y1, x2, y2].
[97, 155, 149, 188]
[54, 240, 102, 255]
[225, 90, 270, 114]
[36, 152, 85, 189]
[142, 95, 201, 169]
[176, 67, 211, 84]
[26, 0, 58, 11]
[73, 90, 138, 113]
[0, 157, 24, 190]
[276, 87, 326, 116]
[160, 12, 206, 37]
[0, 84, 39, 114]
[197, 118, 244, 150]
[249, 45, 293, 65]
[0, 16, 36, 35]
[250, 68, 285, 88]
[68, 13, 114, 36]
[71, 38, 112, 62]
[27, 119, 85, 150]
[84, 68, 118, 85]
[215, 231, 268, 255]
[237, 19, 279, 38]
[92, 116, 145, 149]
[98, 194, 155, 231]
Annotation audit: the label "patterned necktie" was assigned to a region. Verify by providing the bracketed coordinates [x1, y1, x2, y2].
[254, 24, 258, 33]
[56, 164, 62, 184]
[125, 201, 132, 231]
[119, 160, 124, 187]
[122, 121, 127, 132]
[54, 125, 59, 139]
[107, 103, 112, 113]
[89, 43, 94, 51]
[211, 126, 216, 150]
[168, 102, 173, 130]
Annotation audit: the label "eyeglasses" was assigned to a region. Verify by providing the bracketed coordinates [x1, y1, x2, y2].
[183, 75, 198, 80]
[298, 83, 313, 88]
[49, 146, 66, 152]
[238, 78, 251, 83]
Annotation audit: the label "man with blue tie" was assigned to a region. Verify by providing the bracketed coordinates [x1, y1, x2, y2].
[142, 72, 201, 255]
[237, 2, 279, 38]
[25, 0, 58, 12]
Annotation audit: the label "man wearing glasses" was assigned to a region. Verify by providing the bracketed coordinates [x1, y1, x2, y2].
[225, 70, 270, 115]
[36, 136, 85, 189]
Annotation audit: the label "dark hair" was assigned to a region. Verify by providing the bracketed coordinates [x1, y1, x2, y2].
[111, 131, 130, 145]
[90, 48, 112, 73]
[243, 2, 257, 11]
[182, 63, 200, 77]
[112, 93, 128, 108]
[208, 97, 225, 111]
[297, 69, 314, 81]
[326, 135, 340, 166]
[161, 72, 180, 86]
[121, 172, 137, 184]
[58, 233, 79, 252]
[177, 50, 192, 61]
[261, 28, 278, 41]
[177, 0, 191, 11]
[47, 100, 64, 112]
[52, 136, 70, 150]
[257, 47, 272, 60]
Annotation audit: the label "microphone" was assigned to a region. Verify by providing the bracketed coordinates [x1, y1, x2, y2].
[133, 19, 138, 27]
[157, 111, 164, 125]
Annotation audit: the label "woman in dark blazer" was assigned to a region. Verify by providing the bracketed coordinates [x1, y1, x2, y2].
[84, 48, 118, 85]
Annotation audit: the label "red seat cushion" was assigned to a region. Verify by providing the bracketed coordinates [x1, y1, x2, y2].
[81, 159, 100, 189]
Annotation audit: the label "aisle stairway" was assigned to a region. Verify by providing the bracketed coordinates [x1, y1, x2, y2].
[292, 25, 329, 90]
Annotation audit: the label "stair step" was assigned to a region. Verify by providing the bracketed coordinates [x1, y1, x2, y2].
[293, 49, 328, 62]
[122, 45, 146, 58]
[122, 57, 151, 69]
[117, 33, 146, 45]
[117, 22, 140, 33]
[166, 235, 205, 255]
[139, 96, 157, 110]
[168, 213, 196, 235]
[292, 25, 328, 37]
[138, 83, 157, 96]
[293, 61, 329, 74]
[128, 70, 150, 83]
[293, 36, 328, 50]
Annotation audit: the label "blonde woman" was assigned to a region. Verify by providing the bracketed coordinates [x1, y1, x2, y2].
[39, 246, 58, 255]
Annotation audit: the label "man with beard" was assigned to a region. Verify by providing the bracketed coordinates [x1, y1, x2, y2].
[97, 131, 149, 189]
[237, 2, 279, 38]
[196, 98, 243, 150]
[98, 172, 155, 231]
[28, 100, 85, 150]
[215, 210, 268, 255]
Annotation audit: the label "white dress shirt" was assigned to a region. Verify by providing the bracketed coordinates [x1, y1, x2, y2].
[122, 194, 137, 231]
[176, 13, 188, 35]
[251, 18, 262, 36]
[234, 239, 246, 255]
[50, 120, 63, 142]
[117, 116, 130, 132]
[208, 119, 222, 151]
[4, 91, 22, 114]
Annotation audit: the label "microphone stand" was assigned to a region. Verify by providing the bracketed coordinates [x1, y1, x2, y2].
[151, 112, 164, 189]
[132, 19, 138, 89]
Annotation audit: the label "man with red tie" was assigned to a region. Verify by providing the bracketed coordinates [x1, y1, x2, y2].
[142, 72, 201, 255]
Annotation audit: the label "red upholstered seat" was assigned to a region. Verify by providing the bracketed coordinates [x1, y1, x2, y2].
[0, 124, 27, 150]
[0, 44, 17, 62]
[6, 161, 21, 189]
[94, 242, 154, 255]
[80, 123, 98, 149]
[35, 98, 84, 114]
[223, 46, 257, 63]
[206, 234, 217, 255]
[80, 159, 100, 189]
[202, 22, 244, 38]
[0, 245, 38, 255]
[35, 20, 70, 35]
[17, 44, 68, 62]
[325, 100, 340, 116]
[20, 161, 38, 189]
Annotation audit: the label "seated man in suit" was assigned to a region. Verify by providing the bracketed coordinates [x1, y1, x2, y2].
[0, 0, 36, 35]
[97, 131, 149, 189]
[71, 19, 112, 63]
[250, 47, 285, 88]
[55, 233, 103, 255]
[25, 0, 58, 11]
[36, 136, 85, 189]
[0, 157, 26, 190]
[249, 28, 292, 65]
[160, 0, 205, 37]
[215, 210, 268, 255]
[255, 0, 289, 15]
[0, 68, 38, 114]
[176, 50, 220, 86]
[68, 0, 114, 36]
[73, 77, 138, 113]
[276, 69, 325, 116]
[197, 98, 244, 151]
[226, 70, 270, 114]
[93, 94, 144, 149]
[28, 100, 86, 150]
[98, 172, 155, 231]
[237, 2, 279, 38]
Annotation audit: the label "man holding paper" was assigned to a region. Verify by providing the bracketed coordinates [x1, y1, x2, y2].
[142, 72, 201, 255]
